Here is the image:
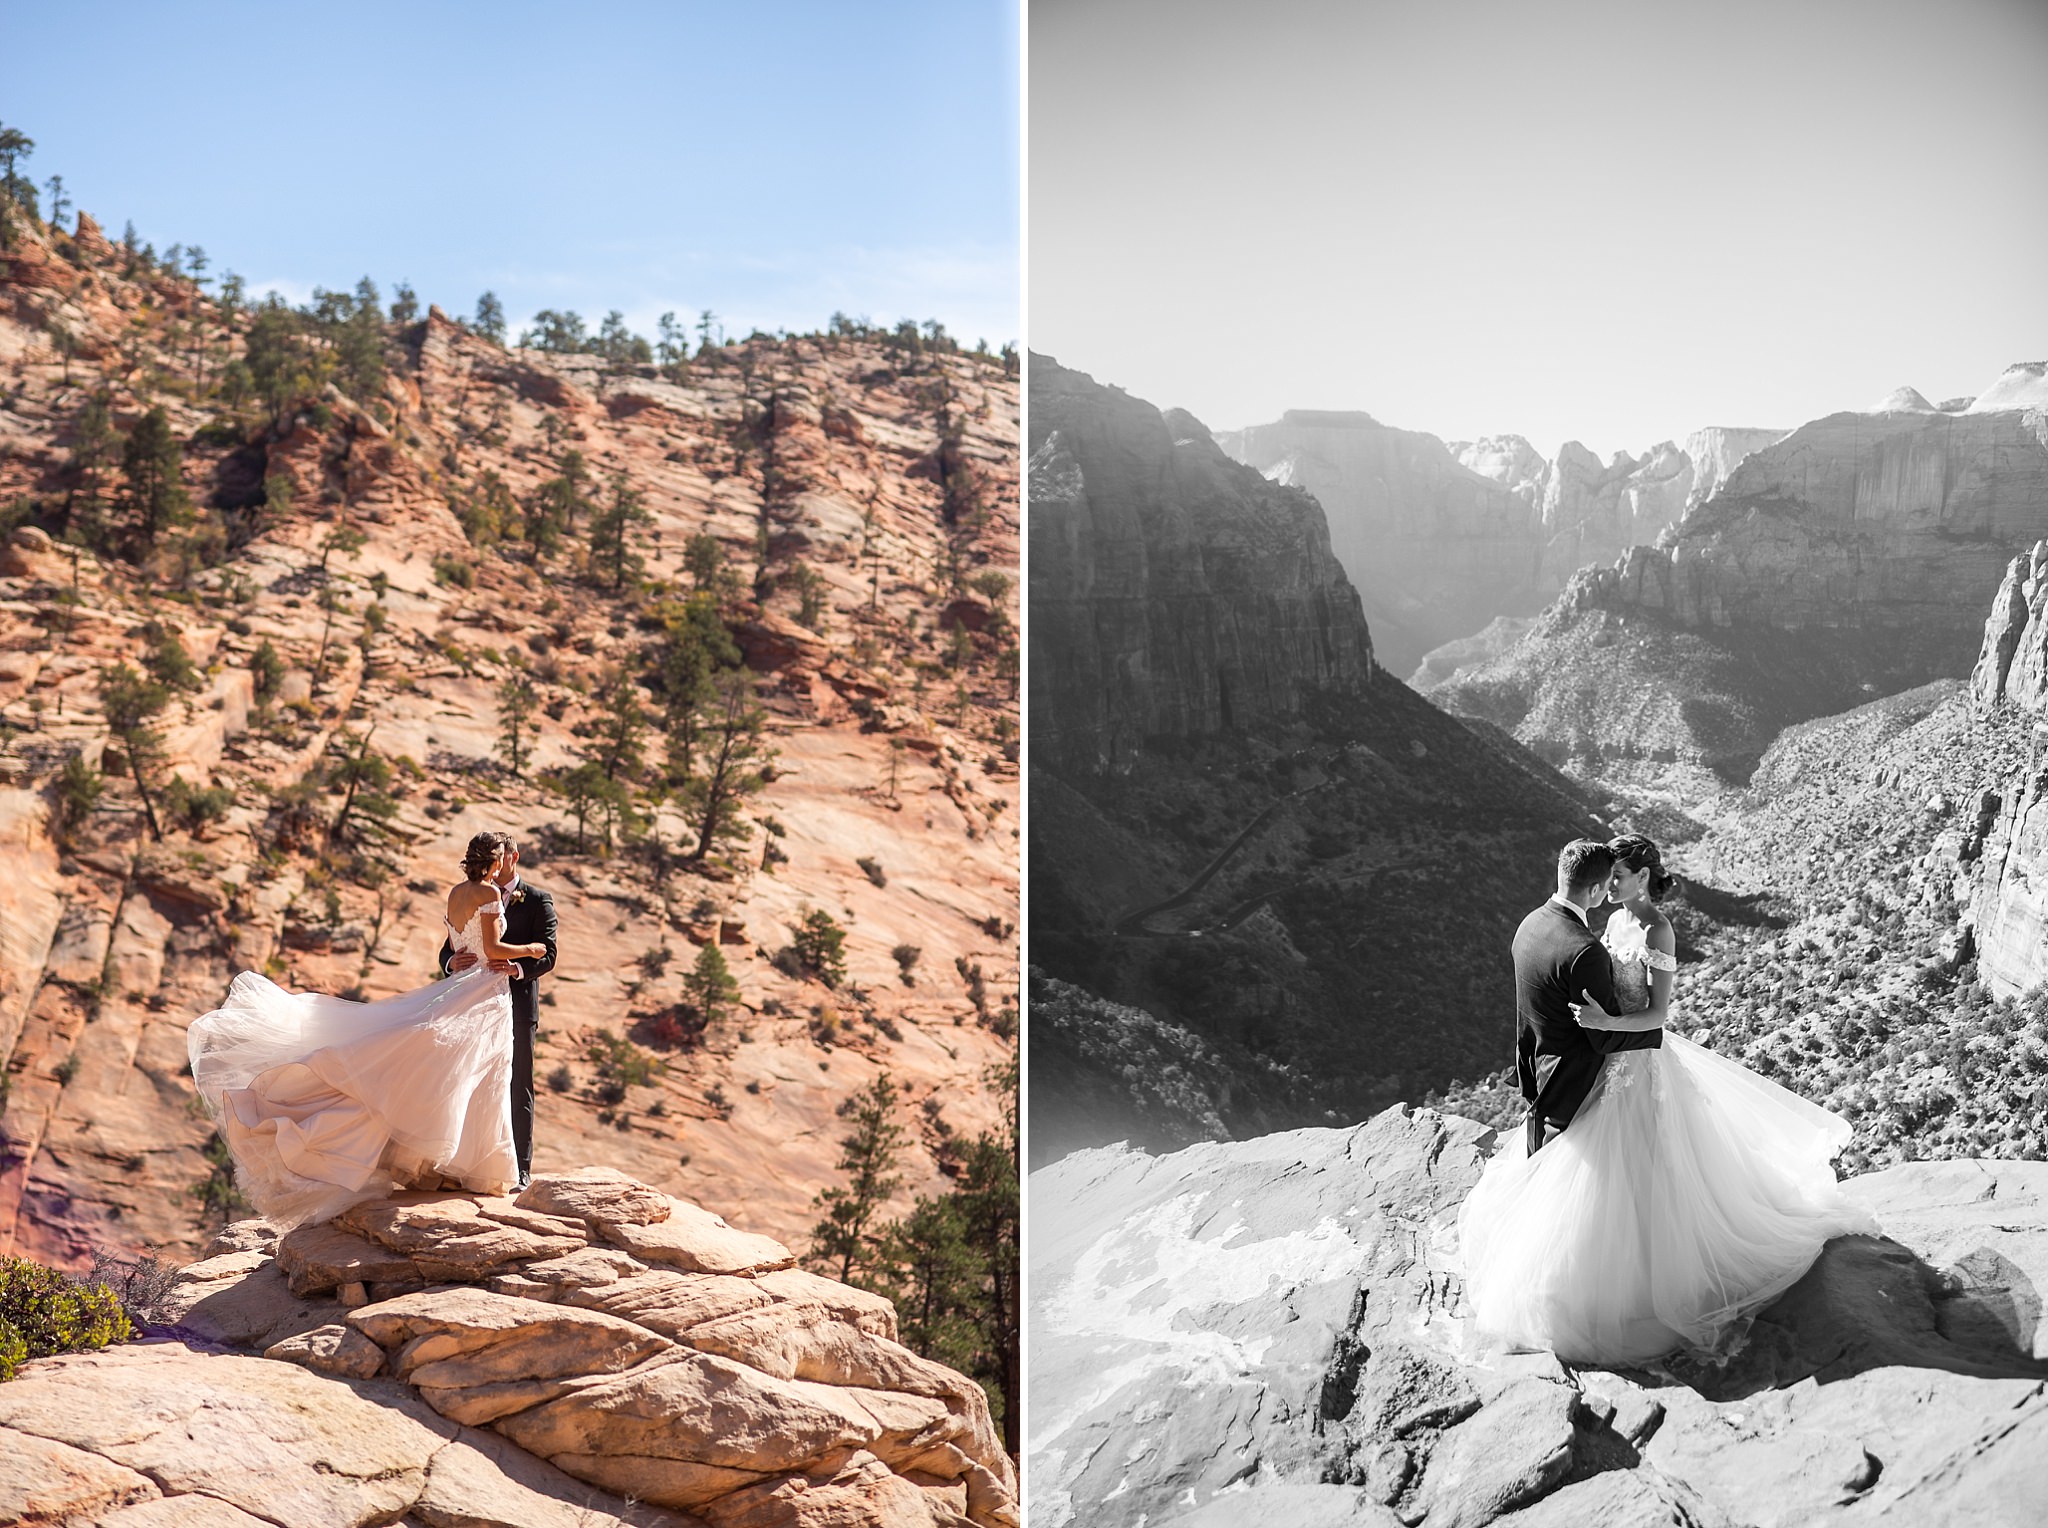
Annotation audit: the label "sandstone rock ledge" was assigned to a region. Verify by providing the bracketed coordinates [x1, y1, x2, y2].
[0, 1168, 1017, 1528]
[1029, 1106, 2048, 1528]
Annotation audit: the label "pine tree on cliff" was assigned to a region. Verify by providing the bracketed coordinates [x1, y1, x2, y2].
[96, 664, 168, 841]
[63, 392, 121, 541]
[120, 407, 190, 552]
[245, 301, 327, 432]
[588, 474, 651, 591]
[472, 291, 505, 345]
[592, 667, 648, 783]
[657, 311, 690, 382]
[686, 668, 772, 861]
[873, 1055, 1021, 1450]
[682, 942, 739, 1025]
[954, 1055, 1021, 1453]
[319, 277, 385, 401]
[593, 310, 648, 372]
[0, 122, 33, 249]
[497, 675, 537, 777]
[324, 729, 399, 848]
[808, 1072, 906, 1285]
[649, 590, 739, 787]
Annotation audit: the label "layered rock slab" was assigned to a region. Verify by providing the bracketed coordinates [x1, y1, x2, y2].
[142, 1169, 1016, 1528]
[1029, 1105, 2048, 1528]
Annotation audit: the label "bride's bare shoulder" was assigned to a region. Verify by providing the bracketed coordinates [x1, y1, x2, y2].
[445, 881, 503, 923]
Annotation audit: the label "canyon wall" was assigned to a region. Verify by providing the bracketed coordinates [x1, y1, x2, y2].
[1214, 411, 1536, 674]
[1964, 539, 2048, 998]
[1027, 359, 1374, 774]
[1429, 378, 2048, 792]
[1027, 363, 1602, 1159]
[1218, 412, 1788, 676]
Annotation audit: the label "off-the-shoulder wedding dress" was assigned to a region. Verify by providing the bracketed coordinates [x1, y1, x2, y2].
[1457, 912, 1878, 1364]
[187, 893, 518, 1227]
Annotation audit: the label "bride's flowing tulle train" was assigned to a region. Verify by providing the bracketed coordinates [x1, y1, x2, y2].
[188, 965, 518, 1228]
[1457, 1033, 1879, 1364]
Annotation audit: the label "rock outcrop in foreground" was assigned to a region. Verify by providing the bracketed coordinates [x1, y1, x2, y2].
[0, 1167, 1016, 1528]
[1029, 1107, 2048, 1528]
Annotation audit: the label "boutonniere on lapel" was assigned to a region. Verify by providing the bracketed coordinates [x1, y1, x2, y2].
[507, 889, 526, 906]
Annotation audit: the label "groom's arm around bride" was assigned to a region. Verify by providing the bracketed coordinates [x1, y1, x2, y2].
[1513, 840, 1659, 1155]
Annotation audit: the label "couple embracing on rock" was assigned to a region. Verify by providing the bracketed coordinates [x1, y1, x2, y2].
[1459, 834, 1877, 1364]
[187, 829, 558, 1225]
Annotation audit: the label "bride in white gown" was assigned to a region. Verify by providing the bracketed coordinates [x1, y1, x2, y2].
[1457, 834, 1879, 1364]
[188, 833, 543, 1227]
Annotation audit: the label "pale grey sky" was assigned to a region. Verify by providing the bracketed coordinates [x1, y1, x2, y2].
[1030, 0, 2048, 459]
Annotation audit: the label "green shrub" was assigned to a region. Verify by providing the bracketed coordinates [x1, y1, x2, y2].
[792, 909, 848, 988]
[0, 1257, 133, 1381]
[433, 553, 475, 588]
[584, 1029, 661, 1088]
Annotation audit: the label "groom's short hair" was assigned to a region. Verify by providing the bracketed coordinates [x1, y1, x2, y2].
[1557, 838, 1616, 895]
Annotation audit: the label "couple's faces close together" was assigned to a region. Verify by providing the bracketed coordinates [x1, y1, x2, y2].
[1607, 862, 1649, 905]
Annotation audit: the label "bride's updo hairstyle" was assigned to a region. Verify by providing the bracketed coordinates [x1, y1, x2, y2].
[1608, 834, 1676, 899]
[461, 832, 501, 883]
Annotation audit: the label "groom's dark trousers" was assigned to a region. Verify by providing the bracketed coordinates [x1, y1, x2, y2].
[1513, 900, 1660, 1156]
[439, 884, 557, 1180]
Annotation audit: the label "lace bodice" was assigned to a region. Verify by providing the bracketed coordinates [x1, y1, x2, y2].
[1603, 913, 1676, 1016]
[445, 891, 505, 963]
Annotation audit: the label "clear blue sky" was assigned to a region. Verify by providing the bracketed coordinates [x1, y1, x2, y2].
[0, 0, 1020, 348]
[1032, 0, 2048, 459]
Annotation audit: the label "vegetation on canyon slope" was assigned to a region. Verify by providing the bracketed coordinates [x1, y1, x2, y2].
[0, 121, 1019, 1431]
[1433, 681, 2048, 1174]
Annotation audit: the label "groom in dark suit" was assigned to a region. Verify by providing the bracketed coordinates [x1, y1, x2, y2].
[1513, 838, 1661, 1156]
[441, 832, 557, 1188]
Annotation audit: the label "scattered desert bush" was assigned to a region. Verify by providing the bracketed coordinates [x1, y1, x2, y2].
[0, 1256, 133, 1382]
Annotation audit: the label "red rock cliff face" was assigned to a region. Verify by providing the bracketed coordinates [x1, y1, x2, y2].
[1027, 357, 1373, 773]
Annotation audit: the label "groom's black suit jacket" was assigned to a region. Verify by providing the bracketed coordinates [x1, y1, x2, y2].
[439, 881, 556, 1176]
[1513, 899, 1660, 1152]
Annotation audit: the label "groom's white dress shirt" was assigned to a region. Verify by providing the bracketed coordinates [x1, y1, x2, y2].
[1547, 893, 1590, 926]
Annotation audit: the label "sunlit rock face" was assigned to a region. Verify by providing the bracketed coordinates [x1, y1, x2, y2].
[1216, 411, 1544, 675]
[1430, 370, 2048, 792]
[1028, 1107, 2048, 1528]
[1965, 539, 2048, 998]
[1027, 359, 1374, 774]
[1680, 424, 1788, 506]
[1219, 413, 1783, 677]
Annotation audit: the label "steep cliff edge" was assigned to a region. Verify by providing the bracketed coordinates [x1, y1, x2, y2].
[1027, 359, 1373, 773]
[1029, 1108, 2048, 1528]
[1963, 539, 2048, 998]
[1428, 378, 2048, 797]
[1028, 362, 1604, 1163]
